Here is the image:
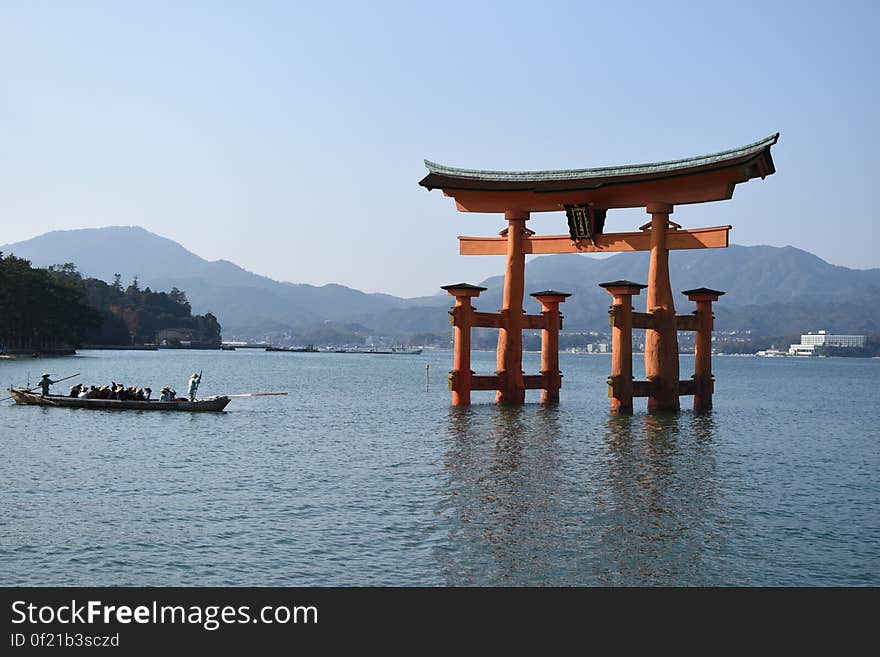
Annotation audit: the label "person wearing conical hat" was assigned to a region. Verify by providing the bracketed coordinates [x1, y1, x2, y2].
[37, 373, 56, 397]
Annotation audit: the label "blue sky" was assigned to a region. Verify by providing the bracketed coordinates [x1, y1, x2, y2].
[1, 1, 878, 296]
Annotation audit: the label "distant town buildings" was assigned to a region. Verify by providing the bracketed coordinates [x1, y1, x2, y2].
[788, 330, 866, 356]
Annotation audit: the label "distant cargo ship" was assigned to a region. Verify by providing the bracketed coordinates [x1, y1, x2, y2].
[334, 347, 423, 355]
[266, 345, 319, 352]
[756, 349, 788, 357]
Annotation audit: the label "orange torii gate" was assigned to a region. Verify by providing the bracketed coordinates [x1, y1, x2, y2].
[420, 134, 779, 410]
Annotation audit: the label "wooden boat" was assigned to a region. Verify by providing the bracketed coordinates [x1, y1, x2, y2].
[7, 388, 231, 412]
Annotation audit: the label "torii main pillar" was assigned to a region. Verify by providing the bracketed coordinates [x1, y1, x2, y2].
[497, 211, 528, 403]
[645, 203, 679, 411]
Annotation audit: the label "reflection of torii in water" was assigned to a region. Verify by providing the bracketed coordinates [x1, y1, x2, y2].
[598, 412, 721, 585]
[421, 134, 779, 411]
[439, 406, 567, 585]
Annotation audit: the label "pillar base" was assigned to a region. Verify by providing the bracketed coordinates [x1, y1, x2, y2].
[610, 401, 634, 414]
[495, 377, 526, 405]
[647, 396, 681, 413]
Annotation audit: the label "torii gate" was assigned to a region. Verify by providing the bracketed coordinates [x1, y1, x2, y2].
[420, 133, 779, 411]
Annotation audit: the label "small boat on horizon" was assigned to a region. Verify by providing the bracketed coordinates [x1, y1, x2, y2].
[7, 388, 231, 412]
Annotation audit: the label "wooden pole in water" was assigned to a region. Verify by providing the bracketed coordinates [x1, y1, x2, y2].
[496, 210, 528, 404]
[224, 392, 289, 397]
[644, 203, 680, 411]
[442, 283, 485, 406]
[600, 281, 646, 413]
[531, 290, 571, 404]
[684, 288, 725, 411]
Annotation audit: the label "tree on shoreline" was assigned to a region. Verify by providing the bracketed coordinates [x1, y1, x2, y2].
[0, 254, 101, 350]
[79, 274, 218, 345]
[0, 256, 222, 350]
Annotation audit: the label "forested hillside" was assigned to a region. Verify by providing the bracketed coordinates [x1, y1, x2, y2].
[0, 255, 221, 352]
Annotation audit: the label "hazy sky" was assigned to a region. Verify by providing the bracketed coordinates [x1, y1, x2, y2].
[1, 1, 878, 296]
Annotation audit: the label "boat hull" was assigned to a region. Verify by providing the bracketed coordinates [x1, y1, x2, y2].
[7, 389, 231, 412]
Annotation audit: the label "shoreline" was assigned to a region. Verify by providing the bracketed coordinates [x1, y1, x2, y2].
[0, 349, 77, 359]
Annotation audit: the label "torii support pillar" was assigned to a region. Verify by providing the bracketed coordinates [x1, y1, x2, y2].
[683, 287, 725, 411]
[645, 203, 680, 411]
[496, 211, 529, 404]
[530, 290, 571, 404]
[600, 280, 648, 413]
[442, 283, 487, 406]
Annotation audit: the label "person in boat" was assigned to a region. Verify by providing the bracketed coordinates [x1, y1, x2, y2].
[69, 384, 82, 398]
[78, 386, 91, 399]
[143, 387, 152, 400]
[37, 373, 56, 397]
[160, 386, 174, 402]
[187, 372, 201, 402]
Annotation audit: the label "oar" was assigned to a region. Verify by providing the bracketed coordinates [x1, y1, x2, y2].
[223, 392, 289, 397]
[45, 372, 81, 388]
[1, 372, 80, 402]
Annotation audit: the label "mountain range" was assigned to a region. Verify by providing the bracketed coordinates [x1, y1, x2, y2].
[3, 226, 880, 340]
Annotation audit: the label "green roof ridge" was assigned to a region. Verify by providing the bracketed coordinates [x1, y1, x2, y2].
[424, 133, 778, 182]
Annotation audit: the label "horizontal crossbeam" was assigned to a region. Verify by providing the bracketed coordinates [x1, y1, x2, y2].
[609, 309, 701, 331]
[471, 375, 500, 391]
[632, 312, 654, 330]
[450, 309, 554, 331]
[676, 314, 699, 332]
[607, 378, 701, 397]
[452, 373, 552, 392]
[459, 225, 731, 256]
[472, 311, 503, 329]
[523, 314, 550, 330]
[523, 374, 547, 389]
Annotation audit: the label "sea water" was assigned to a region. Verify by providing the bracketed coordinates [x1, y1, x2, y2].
[1, 350, 877, 585]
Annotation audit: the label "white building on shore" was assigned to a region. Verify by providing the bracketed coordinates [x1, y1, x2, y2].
[788, 330, 866, 356]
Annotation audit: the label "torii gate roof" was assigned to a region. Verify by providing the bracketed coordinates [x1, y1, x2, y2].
[420, 133, 778, 213]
